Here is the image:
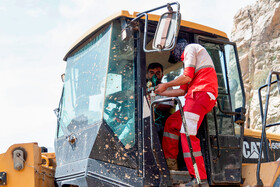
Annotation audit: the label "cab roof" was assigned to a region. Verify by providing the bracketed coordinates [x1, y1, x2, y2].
[64, 10, 228, 61]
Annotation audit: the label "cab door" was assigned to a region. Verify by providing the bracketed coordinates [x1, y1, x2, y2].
[196, 36, 246, 185]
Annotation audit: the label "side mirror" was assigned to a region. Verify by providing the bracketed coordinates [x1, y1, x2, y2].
[123, 2, 181, 53]
[152, 11, 181, 51]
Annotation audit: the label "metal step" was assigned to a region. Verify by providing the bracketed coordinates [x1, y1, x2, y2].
[170, 170, 191, 185]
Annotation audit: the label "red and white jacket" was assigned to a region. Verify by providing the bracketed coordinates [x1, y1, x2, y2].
[179, 44, 218, 99]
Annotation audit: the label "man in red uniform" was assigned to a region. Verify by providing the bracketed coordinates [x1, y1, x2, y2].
[155, 38, 218, 186]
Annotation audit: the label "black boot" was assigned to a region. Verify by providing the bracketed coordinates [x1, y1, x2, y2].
[185, 177, 209, 187]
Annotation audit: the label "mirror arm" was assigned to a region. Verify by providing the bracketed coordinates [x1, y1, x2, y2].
[125, 2, 179, 30]
[167, 3, 173, 12]
[127, 2, 179, 27]
[136, 2, 180, 17]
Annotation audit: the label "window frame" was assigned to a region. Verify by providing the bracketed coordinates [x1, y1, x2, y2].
[196, 35, 246, 110]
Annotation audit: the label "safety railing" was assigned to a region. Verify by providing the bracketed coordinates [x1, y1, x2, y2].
[256, 71, 280, 186]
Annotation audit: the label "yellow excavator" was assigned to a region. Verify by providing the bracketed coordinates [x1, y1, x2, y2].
[1, 2, 279, 187]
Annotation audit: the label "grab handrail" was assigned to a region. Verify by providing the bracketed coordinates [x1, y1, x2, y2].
[256, 71, 280, 186]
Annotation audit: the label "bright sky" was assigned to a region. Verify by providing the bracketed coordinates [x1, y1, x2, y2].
[0, 0, 256, 153]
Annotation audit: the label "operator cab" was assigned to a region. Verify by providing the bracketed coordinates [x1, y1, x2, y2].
[54, 2, 246, 186]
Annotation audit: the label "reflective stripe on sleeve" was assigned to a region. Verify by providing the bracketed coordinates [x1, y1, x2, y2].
[185, 64, 196, 68]
[195, 65, 215, 73]
[183, 151, 202, 158]
[163, 132, 179, 140]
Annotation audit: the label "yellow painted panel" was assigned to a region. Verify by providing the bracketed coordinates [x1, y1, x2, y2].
[0, 143, 37, 186]
[244, 128, 280, 141]
[0, 143, 55, 187]
[242, 161, 280, 186]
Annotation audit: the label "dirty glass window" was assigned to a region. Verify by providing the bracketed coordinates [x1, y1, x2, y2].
[103, 20, 135, 149]
[224, 44, 244, 111]
[57, 26, 111, 137]
[201, 42, 234, 136]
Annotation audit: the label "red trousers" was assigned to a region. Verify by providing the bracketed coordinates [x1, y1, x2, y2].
[162, 92, 216, 179]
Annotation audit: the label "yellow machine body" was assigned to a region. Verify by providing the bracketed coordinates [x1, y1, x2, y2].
[0, 143, 55, 187]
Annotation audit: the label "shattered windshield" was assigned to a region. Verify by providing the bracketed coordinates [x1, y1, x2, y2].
[57, 26, 112, 137]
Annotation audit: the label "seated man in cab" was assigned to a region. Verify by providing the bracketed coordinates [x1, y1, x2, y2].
[146, 62, 175, 108]
[146, 62, 164, 101]
[146, 62, 176, 140]
[155, 38, 218, 186]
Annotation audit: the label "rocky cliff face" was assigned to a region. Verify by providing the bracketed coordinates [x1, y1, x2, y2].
[231, 0, 280, 133]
